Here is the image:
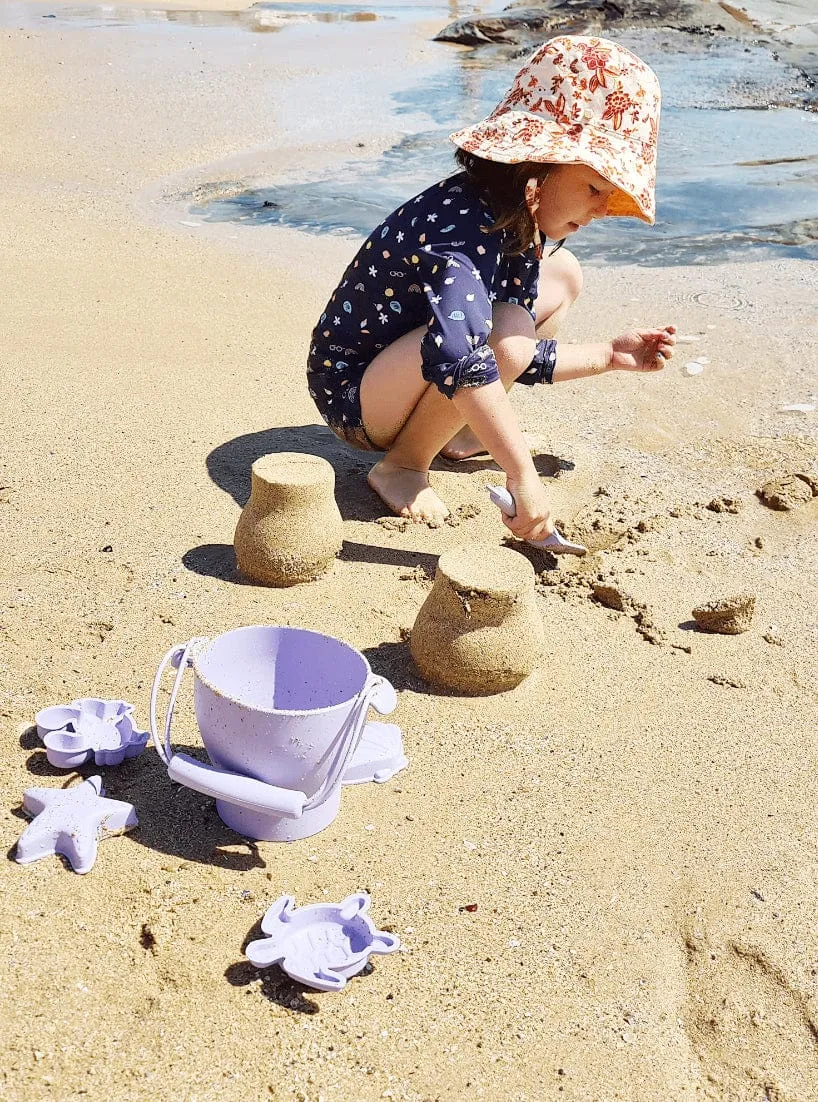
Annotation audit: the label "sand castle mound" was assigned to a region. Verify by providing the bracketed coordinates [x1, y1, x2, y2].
[410, 543, 544, 694]
[234, 452, 343, 586]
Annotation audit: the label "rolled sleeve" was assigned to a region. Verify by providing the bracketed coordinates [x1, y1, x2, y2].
[417, 250, 501, 399]
[507, 252, 541, 321]
[516, 337, 558, 386]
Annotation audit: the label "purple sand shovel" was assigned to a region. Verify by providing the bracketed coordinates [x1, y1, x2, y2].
[488, 486, 588, 556]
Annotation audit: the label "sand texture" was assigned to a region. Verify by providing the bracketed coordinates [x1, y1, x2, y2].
[234, 453, 343, 586]
[1, 5, 818, 1101]
[410, 544, 544, 694]
[691, 594, 757, 636]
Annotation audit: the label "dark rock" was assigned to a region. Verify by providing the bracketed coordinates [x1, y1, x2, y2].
[435, 0, 729, 48]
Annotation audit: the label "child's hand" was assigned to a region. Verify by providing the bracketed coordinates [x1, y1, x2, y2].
[610, 326, 676, 372]
[505, 474, 554, 541]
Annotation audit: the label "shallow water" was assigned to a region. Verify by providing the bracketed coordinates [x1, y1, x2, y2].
[189, 23, 818, 265]
[28, 0, 458, 31]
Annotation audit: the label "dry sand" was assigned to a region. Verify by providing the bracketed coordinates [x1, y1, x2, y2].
[1, 4, 817, 1100]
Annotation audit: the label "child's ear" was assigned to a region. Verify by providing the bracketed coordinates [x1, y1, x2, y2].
[525, 176, 540, 213]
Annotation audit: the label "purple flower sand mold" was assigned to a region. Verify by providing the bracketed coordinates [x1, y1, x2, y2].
[15, 775, 138, 874]
[246, 893, 400, 992]
[35, 697, 149, 768]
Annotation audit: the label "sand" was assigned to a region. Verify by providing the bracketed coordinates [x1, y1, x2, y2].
[234, 454, 343, 585]
[1, 3, 817, 1100]
[410, 543, 544, 693]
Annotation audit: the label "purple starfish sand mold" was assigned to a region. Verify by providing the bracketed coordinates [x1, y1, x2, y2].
[15, 775, 138, 874]
[246, 893, 400, 992]
[35, 697, 149, 768]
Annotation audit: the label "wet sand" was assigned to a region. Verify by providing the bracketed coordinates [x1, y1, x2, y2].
[1, 4, 817, 1100]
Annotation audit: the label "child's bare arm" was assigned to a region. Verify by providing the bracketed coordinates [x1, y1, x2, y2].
[451, 380, 554, 541]
[552, 326, 676, 380]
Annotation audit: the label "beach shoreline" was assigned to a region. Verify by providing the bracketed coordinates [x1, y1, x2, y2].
[1, 3, 817, 1099]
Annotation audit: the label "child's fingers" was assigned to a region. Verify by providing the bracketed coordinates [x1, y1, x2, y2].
[642, 326, 676, 342]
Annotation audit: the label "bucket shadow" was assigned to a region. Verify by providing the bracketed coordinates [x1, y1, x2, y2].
[205, 423, 380, 521]
[105, 749, 266, 871]
[10, 748, 260, 870]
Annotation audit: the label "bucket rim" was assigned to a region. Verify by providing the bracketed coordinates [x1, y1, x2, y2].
[192, 624, 373, 717]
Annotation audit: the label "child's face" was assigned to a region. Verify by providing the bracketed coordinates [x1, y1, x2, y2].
[535, 164, 618, 241]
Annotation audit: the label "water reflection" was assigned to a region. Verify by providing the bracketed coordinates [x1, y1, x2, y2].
[31, 0, 488, 32]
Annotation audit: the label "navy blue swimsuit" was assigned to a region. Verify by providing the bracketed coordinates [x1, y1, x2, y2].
[307, 171, 557, 450]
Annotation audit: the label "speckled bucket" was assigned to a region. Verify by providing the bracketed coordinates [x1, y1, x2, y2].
[150, 626, 397, 841]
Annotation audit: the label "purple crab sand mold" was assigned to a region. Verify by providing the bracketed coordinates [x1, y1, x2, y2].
[151, 626, 404, 842]
[245, 893, 400, 992]
[15, 775, 138, 874]
[35, 697, 149, 768]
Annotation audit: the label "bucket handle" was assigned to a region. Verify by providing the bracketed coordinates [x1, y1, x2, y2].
[301, 672, 396, 812]
[150, 638, 208, 769]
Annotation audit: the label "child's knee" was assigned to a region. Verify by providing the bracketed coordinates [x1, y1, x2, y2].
[534, 248, 583, 335]
[551, 247, 583, 306]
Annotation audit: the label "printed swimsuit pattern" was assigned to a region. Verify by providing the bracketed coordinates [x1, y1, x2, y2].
[307, 172, 557, 445]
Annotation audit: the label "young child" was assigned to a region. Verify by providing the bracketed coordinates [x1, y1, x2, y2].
[307, 34, 676, 541]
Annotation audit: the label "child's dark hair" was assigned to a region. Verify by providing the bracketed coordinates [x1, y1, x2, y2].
[454, 148, 563, 257]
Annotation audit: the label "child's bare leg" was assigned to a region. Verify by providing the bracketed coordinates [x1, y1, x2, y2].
[360, 310, 537, 521]
[442, 248, 583, 460]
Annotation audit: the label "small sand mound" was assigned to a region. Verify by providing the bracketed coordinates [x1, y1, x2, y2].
[692, 594, 756, 635]
[756, 474, 815, 511]
[234, 452, 342, 586]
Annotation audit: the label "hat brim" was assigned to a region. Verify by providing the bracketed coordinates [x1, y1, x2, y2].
[449, 111, 656, 225]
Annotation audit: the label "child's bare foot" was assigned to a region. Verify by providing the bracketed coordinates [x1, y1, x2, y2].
[440, 426, 488, 461]
[368, 459, 450, 524]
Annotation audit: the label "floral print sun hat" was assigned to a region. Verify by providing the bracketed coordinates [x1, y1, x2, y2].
[449, 35, 661, 224]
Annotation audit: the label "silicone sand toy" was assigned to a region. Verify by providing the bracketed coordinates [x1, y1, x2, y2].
[410, 542, 545, 694]
[15, 775, 138, 874]
[245, 893, 400, 992]
[35, 697, 148, 768]
[151, 626, 404, 842]
[488, 486, 588, 555]
[234, 452, 343, 586]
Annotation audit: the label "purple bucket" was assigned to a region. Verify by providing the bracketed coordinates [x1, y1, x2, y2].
[150, 626, 397, 841]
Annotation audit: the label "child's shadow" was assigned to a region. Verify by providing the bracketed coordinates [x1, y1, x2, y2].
[184, 423, 383, 581]
[205, 423, 377, 518]
[184, 423, 573, 581]
[434, 451, 573, 478]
